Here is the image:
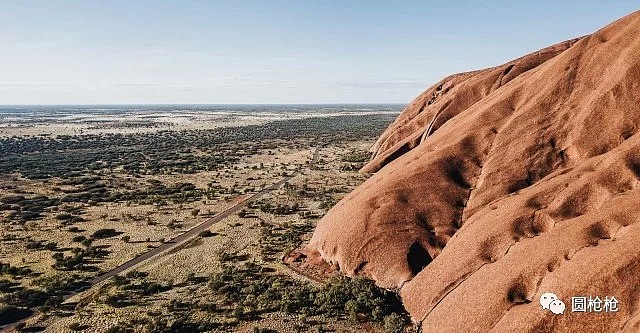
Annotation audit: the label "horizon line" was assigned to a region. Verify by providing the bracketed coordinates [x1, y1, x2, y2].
[0, 102, 407, 106]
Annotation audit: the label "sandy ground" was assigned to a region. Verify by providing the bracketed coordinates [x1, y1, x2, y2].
[0, 112, 384, 332]
[39, 140, 373, 332]
[0, 107, 399, 138]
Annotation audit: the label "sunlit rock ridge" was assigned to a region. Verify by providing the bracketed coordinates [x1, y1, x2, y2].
[308, 11, 640, 333]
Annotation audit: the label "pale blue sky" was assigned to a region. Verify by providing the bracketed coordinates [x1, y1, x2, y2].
[1, 1, 638, 104]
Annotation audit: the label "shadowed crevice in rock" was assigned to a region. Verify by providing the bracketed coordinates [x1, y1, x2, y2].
[407, 241, 432, 276]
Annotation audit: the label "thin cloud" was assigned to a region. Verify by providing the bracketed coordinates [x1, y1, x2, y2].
[112, 83, 162, 87]
[336, 78, 426, 89]
[0, 82, 70, 88]
[205, 76, 302, 86]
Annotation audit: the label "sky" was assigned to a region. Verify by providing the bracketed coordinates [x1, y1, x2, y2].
[0, 1, 638, 104]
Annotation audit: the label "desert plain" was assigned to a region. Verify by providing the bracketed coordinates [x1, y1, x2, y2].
[0, 105, 409, 333]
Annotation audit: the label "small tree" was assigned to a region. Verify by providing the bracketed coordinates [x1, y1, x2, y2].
[91, 228, 118, 239]
[233, 305, 245, 320]
[68, 322, 83, 331]
[383, 313, 405, 333]
[72, 235, 86, 243]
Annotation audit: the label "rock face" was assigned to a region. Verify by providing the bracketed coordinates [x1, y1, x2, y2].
[308, 11, 640, 332]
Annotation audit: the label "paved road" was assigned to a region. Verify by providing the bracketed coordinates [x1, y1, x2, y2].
[91, 146, 319, 285]
[1, 146, 321, 332]
[90, 175, 293, 285]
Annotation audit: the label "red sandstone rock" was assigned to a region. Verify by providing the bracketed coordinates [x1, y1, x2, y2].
[308, 11, 640, 332]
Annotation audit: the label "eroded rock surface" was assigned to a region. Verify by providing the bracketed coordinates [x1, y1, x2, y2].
[308, 11, 640, 332]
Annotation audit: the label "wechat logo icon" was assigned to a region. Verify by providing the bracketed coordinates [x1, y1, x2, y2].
[540, 292, 565, 315]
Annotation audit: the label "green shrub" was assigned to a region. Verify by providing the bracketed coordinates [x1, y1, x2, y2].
[208, 262, 408, 324]
[56, 213, 73, 221]
[72, 235, 86, 242]
[341, 150, 370, 163]
[91, 228, 119, 239]
[68, 322, 84, 331]
[0, 262, 32, 277]
[383, 313, 406, 333]
[104, 325, 129, 333]
[0, 305, 32, 325]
